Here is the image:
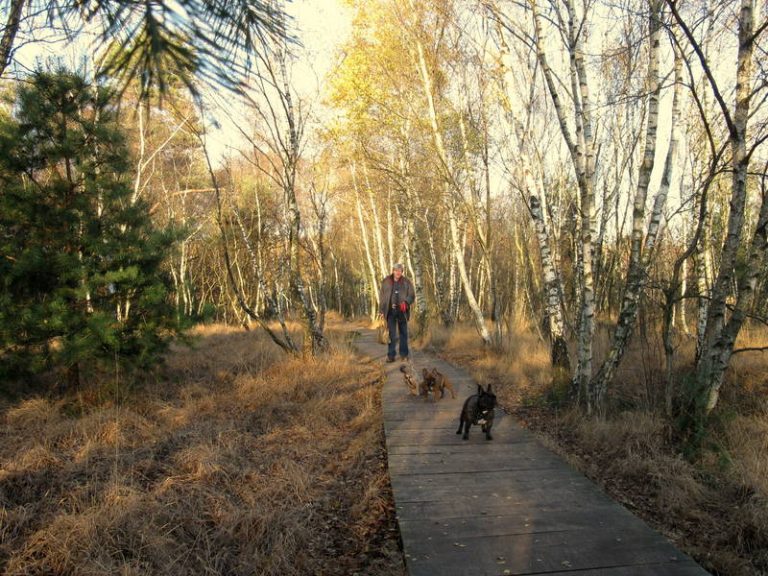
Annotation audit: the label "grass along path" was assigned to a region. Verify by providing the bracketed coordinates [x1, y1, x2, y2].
[0, 324, 406, 576]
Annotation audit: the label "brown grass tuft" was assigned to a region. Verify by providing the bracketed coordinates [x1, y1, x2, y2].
[722, 413, 768, 495]
[5, 397, 63, 429]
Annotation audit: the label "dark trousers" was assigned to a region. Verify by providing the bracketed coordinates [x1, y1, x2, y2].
[387, 311, 409, 359]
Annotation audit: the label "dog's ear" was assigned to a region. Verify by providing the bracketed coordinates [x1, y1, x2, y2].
[422, 368, 428, 377]
[476, 384, 483, 394]
[486, 384, 493, 394]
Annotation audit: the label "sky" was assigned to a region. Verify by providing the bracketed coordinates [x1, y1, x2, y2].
[204, 0, 353, 162]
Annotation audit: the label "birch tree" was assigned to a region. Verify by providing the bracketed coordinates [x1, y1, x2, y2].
[405, 0, 493, 345]
[351, 161, 381, 318]
[666, 0, 768, 429]
[524, 0, 598, 410]
[487, 10, 572, 372]
[590, 0, 679, 409]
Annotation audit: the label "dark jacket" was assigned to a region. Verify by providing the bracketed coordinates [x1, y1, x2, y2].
[379, 274, 415, 318]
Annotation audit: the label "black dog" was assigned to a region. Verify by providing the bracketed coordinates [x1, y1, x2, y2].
[456, 384, 497, 440]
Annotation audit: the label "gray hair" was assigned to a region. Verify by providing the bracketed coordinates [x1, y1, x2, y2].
[393, 263, 404, 271]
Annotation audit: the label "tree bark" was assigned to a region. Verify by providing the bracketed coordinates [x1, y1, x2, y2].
[411, 20, 491, 343]
[691, 0, 758, 417]
[352, 162, 380, 318]
[362, 162, 388, 278]
[0, 0, 24, 77]
[529, 194, 571, 374]
[531, 0, 597, 410]
[276, 51, 327, 355]
[590, 0, 671, 410]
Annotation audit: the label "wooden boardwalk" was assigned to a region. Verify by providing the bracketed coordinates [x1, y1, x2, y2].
[354, 328, 709, 576]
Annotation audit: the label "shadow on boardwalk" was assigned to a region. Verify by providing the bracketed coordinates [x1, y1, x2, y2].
[354, 328, 710, 576]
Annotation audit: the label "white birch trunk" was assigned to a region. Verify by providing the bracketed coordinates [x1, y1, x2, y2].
[447, 204, 491, 343]
[693, 0, 757, 416]
[532, 0, 596, 409]
[694, 203, 711, 361]
[411, 23, 491, 343]
[362, 162, 388, 278]
[400, 206, 428, 335]
[591, 1, 673, 408]
[530, 194, 571, 371]
[352, 163, 380, 319]
[276, 50, 327, 354]
[678, 219, 689, 335]
[387, 185, 395, 268]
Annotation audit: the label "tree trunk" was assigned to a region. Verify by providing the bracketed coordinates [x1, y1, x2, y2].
[330, 249, 343, 316]
[694, 199, 712, 361]
[448, 198, 492, 344]
[352, 162, 380, 319]
[692, 0, 757, 417]
[531, 0, 597, 410]
[529, 194, 571, 375]
[0, 0, 25, 76]
[362, 162, 388, 278]
[591, 1, 674, 410]
[401, 207, 428, 336]
[411, 25, 489, 340]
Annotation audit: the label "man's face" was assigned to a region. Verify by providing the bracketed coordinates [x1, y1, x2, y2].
[393, 268, 403, 280]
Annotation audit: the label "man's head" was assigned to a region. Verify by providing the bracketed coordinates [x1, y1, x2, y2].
[393, 263, 404, 280]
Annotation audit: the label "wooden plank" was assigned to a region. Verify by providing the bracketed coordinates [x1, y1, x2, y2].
[385, 432, 528, 447]
[547, 564, 708, 576]
[403, 526, 693, 576]
[396, 503, 637, 539]
[393, 493, 626, 522]
[386, 440, 541, 455]
[351, 329, 710, 576]
[388, 452, 564, 475]
[389, 473, 598, 504]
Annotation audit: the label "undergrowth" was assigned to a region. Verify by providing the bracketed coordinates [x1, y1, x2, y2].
[0, 323, 405, 576]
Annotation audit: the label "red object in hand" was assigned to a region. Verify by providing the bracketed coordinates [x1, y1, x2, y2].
[399, 302, 407, 313]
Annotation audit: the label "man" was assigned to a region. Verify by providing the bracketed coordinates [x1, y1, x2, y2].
[379, 263, 415, 362]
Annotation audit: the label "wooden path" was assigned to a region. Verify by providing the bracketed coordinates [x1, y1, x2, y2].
[354, 328, 710, 576]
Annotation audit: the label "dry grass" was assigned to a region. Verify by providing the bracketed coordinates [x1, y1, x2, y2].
[424, 320, 768, 576]
[0, 324, 405, 576]
[422, 320, 552, 407]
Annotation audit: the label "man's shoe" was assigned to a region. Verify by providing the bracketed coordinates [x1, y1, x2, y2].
[386, 357, 396, 363]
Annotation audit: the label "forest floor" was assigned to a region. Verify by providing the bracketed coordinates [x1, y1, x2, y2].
[0, 322, 406, 576]
[3, 319, 766, 576]
[423, 322, 768, 576]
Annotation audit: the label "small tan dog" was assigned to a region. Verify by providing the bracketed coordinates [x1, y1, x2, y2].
[421, 368, 456, 401]
[400, 365, 419, 395]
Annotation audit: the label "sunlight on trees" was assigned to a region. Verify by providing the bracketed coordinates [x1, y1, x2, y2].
[1, 0, 767, 429]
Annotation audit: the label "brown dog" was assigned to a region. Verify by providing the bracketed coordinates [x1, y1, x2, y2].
[420, 368, 436, 400]
[420, 368, 456, 401]
[429, 368, 456, 399]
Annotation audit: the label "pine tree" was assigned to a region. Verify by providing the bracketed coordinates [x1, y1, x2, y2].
[0, 69, 179, 388]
